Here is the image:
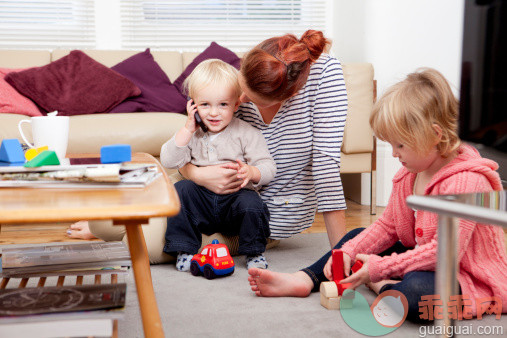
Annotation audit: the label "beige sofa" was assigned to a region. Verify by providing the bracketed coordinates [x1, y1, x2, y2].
[0, 49, 375, 262]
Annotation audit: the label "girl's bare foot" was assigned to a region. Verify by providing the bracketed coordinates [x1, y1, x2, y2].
[66, 221, 97, 240]
[248, 268, 313, 297]
[367, 279, 400, 294]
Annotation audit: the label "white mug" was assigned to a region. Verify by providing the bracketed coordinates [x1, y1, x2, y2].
[18, 116, 70, 161]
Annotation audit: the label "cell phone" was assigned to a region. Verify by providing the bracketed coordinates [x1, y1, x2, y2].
[194, 111, 208, 132]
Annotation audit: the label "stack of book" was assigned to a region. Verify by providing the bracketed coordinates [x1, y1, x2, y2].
[0, 161, 161, 188]
[0, 242, 131, 337]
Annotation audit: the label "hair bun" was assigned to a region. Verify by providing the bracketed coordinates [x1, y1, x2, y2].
[300, 30, 329, 62]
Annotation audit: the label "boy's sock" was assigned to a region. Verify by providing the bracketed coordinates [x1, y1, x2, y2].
[176, 252, 193, 272]
[246, 253, 268, 269]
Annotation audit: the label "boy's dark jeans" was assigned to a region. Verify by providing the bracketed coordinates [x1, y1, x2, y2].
[164, 180, 270, 256]
[301, 227, 448, 322]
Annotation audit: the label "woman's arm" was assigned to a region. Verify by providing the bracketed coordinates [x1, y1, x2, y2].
[323, 210, 346, 248]
[178, 162, 243, 194]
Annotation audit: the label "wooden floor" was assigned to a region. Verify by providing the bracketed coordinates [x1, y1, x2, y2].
[2, 200, 506, 248]
[0, 199, 383, 245]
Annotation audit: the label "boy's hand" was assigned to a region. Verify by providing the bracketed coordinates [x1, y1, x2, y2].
[185, 99, 199, 133]
[236, 159, 253, 188]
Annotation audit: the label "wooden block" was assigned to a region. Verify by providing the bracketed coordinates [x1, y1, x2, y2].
[337, 282, 352, 296]
[331, 249, 344, 281]
[320, 281, 338, 298]
[320, 292, 341, 310]
[351, 260, 363, 274]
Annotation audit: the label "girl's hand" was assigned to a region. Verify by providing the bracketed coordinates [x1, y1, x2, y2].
[181, 163, 243, 194]
[185, 99, 199, 133]
[323, 251, 352, 280]
[340, 254, 371, 289]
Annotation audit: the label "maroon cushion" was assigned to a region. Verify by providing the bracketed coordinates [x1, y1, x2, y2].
[109, 49, 187, 114]
[5, 50, 141, 116]
[173, 42, 241, 93]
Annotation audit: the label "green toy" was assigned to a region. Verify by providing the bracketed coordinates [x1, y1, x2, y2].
[24, 150, 60, 167]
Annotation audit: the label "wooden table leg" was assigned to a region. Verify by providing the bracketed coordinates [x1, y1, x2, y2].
[121, 220, 164, 338]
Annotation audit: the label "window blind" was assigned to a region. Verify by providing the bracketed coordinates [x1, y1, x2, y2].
[120, 0, 329, 51]
[0, 0, 95, 49]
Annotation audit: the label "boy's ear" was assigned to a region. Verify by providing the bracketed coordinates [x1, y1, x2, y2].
[234, 98, 241, 110]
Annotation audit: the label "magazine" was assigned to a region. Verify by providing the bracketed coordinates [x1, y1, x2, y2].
[0, 242, 131, 277]
[0, 162, 160, 188]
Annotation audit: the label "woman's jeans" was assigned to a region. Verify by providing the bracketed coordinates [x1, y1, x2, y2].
[301, 228, 444, 322]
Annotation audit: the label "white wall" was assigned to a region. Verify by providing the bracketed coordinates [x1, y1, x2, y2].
[330, 0, 465, 206]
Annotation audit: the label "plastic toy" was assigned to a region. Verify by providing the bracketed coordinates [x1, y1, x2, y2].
[100, 144, 132, 164]
[190, 239, 234, 279]
[0, 139, 25, 164]
[25, 146, 48, 161]
[24, 150, 60, 167]
[320, 249, 363, 310]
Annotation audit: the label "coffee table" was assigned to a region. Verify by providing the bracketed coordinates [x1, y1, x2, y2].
[0, 152, 180, 338]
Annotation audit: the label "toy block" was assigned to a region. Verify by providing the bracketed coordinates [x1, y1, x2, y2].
[331, 249, 344, 281]
[336, 281, 352, 296]
[25, 146, 48, 161]
[321, 281, 339, 298]
[320, 292, 341, 310]
[24, 150, 60, 167]
[320, 282, 341, 310]
[100, 144, 131, 164]
[0, 139, 25, 163]
[351, 260, 363, 274]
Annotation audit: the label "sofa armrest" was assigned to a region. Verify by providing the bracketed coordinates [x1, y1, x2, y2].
[341, 63, 375, 155]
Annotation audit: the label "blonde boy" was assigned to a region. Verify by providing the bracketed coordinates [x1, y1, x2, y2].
[161, 59, 276, 271]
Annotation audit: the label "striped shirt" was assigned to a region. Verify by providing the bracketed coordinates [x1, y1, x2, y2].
[236, 54, 348, 239]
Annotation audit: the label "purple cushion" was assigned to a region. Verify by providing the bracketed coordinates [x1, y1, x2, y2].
[109, 49, 187, 114]
[5, 50, 141, 116]
[173, 42, 241, 93]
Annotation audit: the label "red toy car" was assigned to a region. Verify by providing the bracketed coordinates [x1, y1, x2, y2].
[190, 239, 235, 279]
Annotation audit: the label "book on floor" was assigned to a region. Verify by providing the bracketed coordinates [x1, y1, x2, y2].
[0, 283, 126, 338]
[0, 241, 131, 277]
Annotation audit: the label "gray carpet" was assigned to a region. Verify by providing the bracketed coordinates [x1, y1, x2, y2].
[121, 233, 506, 337]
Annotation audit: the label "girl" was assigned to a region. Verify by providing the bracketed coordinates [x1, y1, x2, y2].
[248, 68, 507, 321]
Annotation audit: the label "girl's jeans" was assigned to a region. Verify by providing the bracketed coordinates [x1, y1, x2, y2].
[301, 227, 449, 322]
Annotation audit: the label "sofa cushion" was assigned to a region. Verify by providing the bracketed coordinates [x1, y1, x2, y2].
[0, 68, 42, 117]
[109, 49, 187, 114]
[5, 50, 141, 116]
[173, 42, 241, 94]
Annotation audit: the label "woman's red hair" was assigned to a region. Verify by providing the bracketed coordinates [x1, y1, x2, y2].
[241, 30, 330, 101]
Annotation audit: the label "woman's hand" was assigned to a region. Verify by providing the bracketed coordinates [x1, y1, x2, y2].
[180, 163, 243, 194]
[340, 254, 371, 289]
[323, 251, 352, 281]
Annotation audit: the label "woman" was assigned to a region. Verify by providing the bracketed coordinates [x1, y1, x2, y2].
[179, 30, 348, 247]
[68, 29, 348, 257]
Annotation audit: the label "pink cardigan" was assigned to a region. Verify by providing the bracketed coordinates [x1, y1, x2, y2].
[341, 144, 507, 316]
